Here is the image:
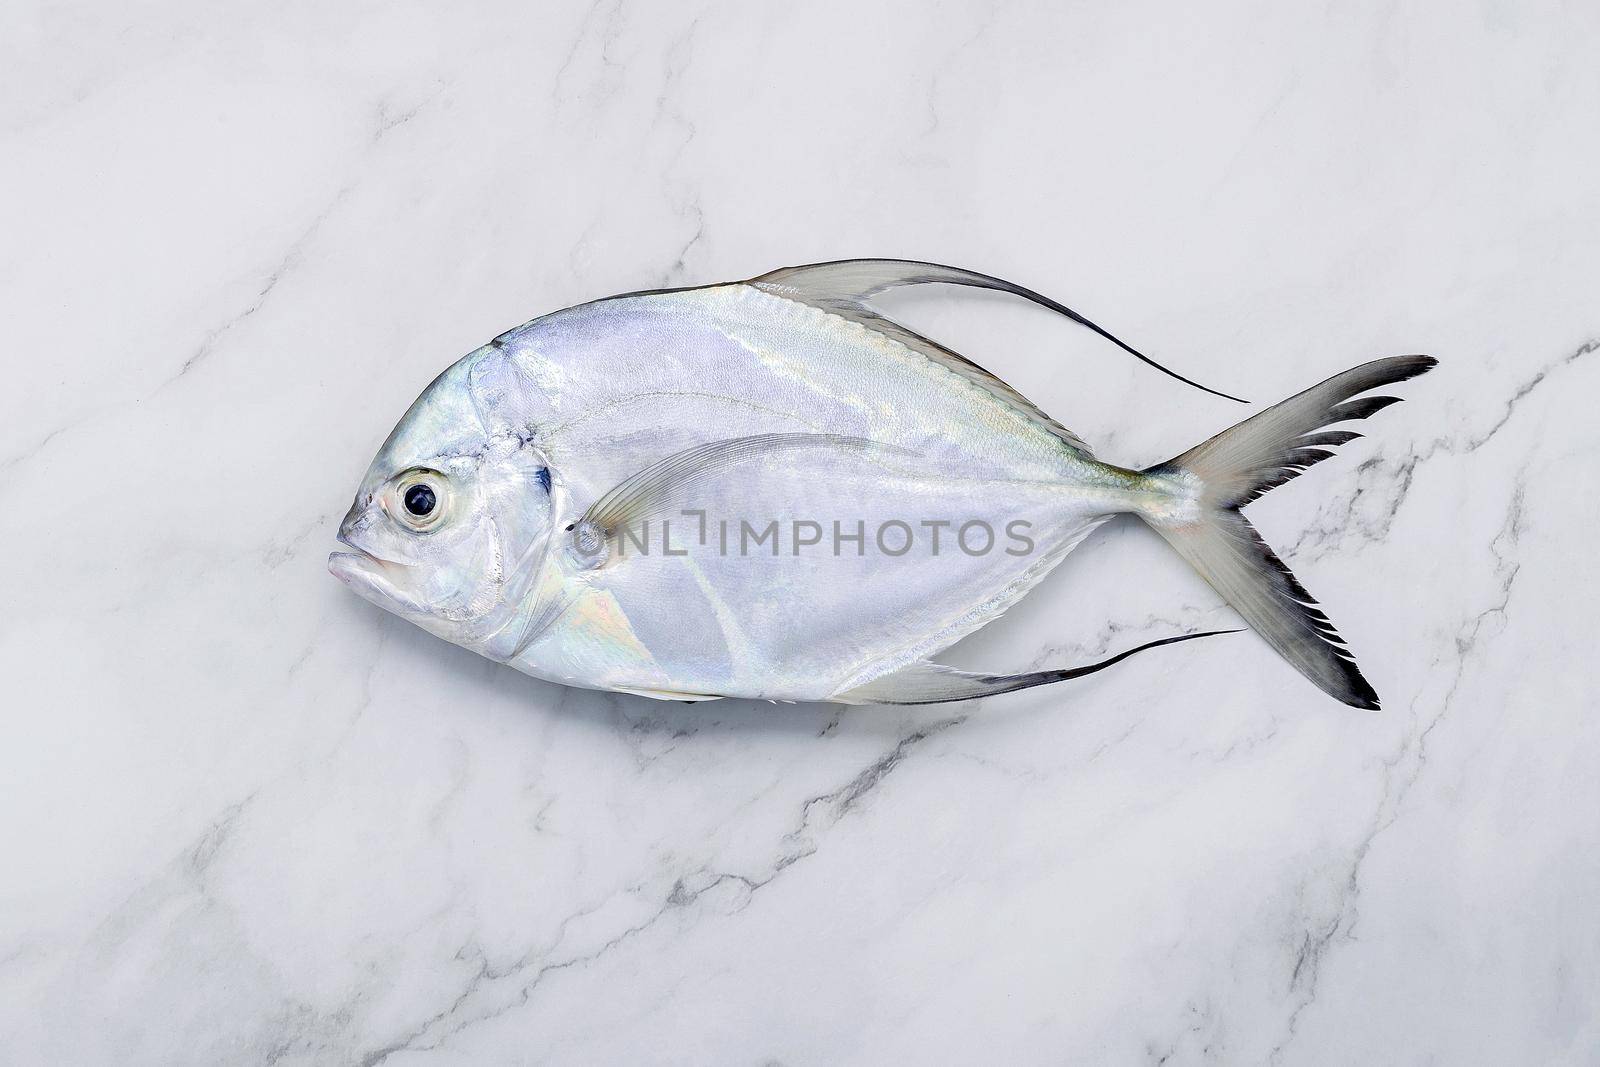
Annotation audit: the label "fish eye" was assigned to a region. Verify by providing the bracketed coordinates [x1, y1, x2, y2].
[391, 470, 448, 530]
[404, 484, 436, 516]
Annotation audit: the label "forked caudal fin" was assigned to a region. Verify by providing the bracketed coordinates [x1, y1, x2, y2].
[1136, 355, 1438, 710]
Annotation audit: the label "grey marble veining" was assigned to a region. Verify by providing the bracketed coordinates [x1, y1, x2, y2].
[3, 2, 1597, 1063]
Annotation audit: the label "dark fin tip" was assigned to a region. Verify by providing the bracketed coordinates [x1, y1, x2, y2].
[1347, 690, 1382, 712]
[1334, 657, 1381, 711]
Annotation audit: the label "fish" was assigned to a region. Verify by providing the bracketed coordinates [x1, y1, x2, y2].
[330, 259, 1433, 708]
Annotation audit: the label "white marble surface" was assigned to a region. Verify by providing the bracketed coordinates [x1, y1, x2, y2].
[4, 2, 1598, 1063]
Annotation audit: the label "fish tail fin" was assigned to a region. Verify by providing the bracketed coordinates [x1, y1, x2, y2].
[1133, 355, 1437, 710]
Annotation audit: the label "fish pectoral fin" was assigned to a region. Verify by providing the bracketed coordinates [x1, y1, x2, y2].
[747, 259, 1249, 419]
[832, 630, 1240, 706]
[579, 432, 908, 547]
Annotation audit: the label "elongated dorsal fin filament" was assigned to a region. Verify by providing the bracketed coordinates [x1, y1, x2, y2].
[750, 258, 1249, 406]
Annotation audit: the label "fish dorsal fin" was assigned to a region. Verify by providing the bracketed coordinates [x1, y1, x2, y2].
[862, 309, 1099, 456]
[833, 630, 1239, 706]
[747, 260, 1248, 455]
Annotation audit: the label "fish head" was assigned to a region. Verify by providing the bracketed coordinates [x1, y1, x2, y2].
[329, 346, 557, 655]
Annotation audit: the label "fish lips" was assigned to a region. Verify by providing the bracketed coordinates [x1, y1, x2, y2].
[328, 535, 427, 615]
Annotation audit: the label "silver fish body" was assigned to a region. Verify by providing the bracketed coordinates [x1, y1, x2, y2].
[332, 261, 1433, 708]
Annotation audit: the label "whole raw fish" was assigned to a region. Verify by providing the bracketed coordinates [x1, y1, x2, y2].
[330, 260, 1432, 707]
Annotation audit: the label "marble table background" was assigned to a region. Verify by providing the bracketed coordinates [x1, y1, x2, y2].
[4, 1, 1597, 1063]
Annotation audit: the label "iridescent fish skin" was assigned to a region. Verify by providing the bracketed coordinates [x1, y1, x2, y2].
[331, 261, 1433, 708]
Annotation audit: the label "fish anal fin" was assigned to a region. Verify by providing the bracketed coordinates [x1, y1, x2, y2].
[833, 630, 1239, 706]
[613, 685, 724, 702]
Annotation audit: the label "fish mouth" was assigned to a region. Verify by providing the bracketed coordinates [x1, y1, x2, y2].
[329, 539, 435, 620]
[328, 548, 381, 583]
[328, 535, 412, 589]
